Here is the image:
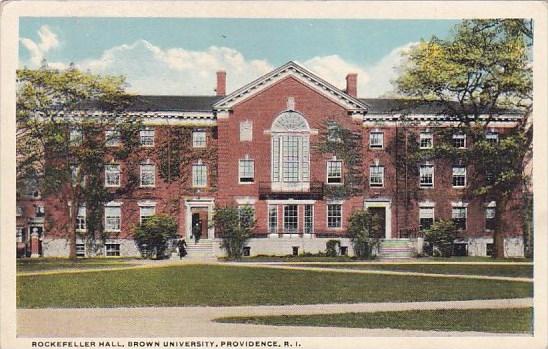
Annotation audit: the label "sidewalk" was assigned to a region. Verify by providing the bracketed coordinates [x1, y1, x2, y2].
[17, 298, 533, 337]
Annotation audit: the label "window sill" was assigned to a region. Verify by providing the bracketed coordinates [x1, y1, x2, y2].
[326, 182, 344, 186]
[239, 181, 255, 185]
[105, 185, 121, 188]
[140, 185, 156, 188]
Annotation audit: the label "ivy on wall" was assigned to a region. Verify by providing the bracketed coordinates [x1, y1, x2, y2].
[317, 121, 364, 199]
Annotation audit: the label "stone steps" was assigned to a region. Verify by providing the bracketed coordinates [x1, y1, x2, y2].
[378, 239, 415, 259]
[185, 239, 216, 258]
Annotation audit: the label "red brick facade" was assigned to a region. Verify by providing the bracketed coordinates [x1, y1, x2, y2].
[16, 62, 525, 257]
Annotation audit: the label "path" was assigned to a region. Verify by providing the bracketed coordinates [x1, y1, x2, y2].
[17, 298, 533, 337]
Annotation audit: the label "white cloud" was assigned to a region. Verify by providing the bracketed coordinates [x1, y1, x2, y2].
[20, 25, 61, 67]
[20, 25, 415, 98]
[77, 40, 273, 95]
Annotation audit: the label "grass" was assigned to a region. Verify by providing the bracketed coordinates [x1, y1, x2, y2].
[17, 265, 532, 308]
[17, 257, 137, 272]
[291, 264, 533, 278]
[233, 255, 532, 263]
[216, 308, 534, 334]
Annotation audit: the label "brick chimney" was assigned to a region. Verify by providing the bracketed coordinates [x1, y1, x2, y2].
[216, 71, 226, 96]
[345, 73, 358, 97]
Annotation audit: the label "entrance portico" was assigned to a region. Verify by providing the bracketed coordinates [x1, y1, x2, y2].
[184, 198, 215, 240]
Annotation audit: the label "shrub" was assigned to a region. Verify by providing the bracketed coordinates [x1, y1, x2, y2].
[213, 205, 255, 260]
[325, 240, 341, 257]
[133, 215, 178, 259]
[347, 209, 383, 259]
[423, 220, 458, 257]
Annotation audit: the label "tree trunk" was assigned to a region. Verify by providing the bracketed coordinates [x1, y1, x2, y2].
[67, 201, 78, 260]
[493, 196, 508, 259]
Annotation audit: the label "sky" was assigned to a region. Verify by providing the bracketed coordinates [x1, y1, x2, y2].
[19, 18, 460, 98]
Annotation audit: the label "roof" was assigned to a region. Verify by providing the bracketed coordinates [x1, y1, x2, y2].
[360, 98, 522, 115]
[77, 95, 223, 112]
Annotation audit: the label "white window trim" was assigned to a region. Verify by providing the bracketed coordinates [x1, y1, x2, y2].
[140, 163, 156, 188]
[104, 205, 122, 233]
[105, 129, 121, 147]
[452, 166, 467, 188]
[238, 158, 255, 184]
[326, 160, 343, 185]
[140, 129, 155, 147]
[369, 130, 384, 149]
[419, 164, 435, 188]
[75, 205, 87, 232]
[105, 164, 121, 188]
[303, 204, 314, 234]
[268, 205, 278, 234]
[419, 132, 433, 149]
[192, 162, 208, 188]
[282, 204, 299, 234]
[139, 205, 156, 225]
[451, 206, 468, 230]
[326, 202, 343, 229]
[452, 133, 467, 149]
[192, 130, 207, 148]
[369, 165, 385, 188]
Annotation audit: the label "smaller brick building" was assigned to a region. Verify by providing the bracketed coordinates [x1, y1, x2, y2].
[16, 62, 526, 258]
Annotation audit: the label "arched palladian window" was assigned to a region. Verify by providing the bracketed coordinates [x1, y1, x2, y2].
[271, 110, 310, 191]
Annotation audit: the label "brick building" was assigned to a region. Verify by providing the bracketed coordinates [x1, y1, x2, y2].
[16, 62, 526, 258]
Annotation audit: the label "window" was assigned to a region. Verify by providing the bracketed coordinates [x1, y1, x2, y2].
[35, 205, 45, 217]
[105, 129, 121, 147]
[282, 136, 300, 182]
[452, 166, 466, 188]
[486, 132, 499, 143]
[283, 205, 298, 233]
[485, 202, 496, 231]
[140, 129, 155, 146]
[420, 132, 433, 149]
[271, 111, 310, 185]
[327, 123, 341, 142]
[419, 207, 434, 231]
[192, 130, 206, 148]
[105, 206, 121, 232]
[486, 243, 494, 257]
[452, 206, 467, 230]
[369, 131, 384, 149]
[140, 206, 155, 225]
[452, 133, 466, 148]
[71, 165, 85, 187]
[16, 206, 23, 217]
[238, 205, 255, 227]
[292, 246, 299, 256]
[239, 159, 255, 183]
[268, 205, 278, 233]
[192, 162, 207, 188]
[327, 161, 343, 184]
[16, 227, 23, 243]
[76, 206, 86, 231]
[369, 165, 384, 188]
[69, 128, 82, 145]
[419, 164, 434, 188]
[140, 163, 155, 187]
[105, 243, 120, 256]
[327, 203, 342, 228]
[340, 246, 348, 256]
[105, 164, 120, 187]
[304, 205, 314, 234]
[76, 243, 86, 257]
[243, 246, 251, 257]
[240, 121, 253, 142]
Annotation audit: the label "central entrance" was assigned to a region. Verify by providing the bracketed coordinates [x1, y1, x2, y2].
[365, 199, 392, 239]
[184, 198, 215, 240]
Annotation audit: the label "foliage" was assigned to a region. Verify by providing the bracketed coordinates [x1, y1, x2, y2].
[133, 215, 178, 259]
[347, 209, 382, 259]
[16, 64, 142, 258]
[213, 206, 255, 260]
[317, 121, 364, 199]
[423, 220, 458, 258]
[156, 127, 218, 191]
[395, 19, 533, 258]
[325, 240, 341, 257]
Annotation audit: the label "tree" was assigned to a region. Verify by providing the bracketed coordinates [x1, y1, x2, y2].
[395, 19, 532, 258]
[423, 220, 458, 258]
[17, 64, 142, 259]
[347, 209, 382, 259]
[133, 215, 178, 259]
[213, 206, 255, 259]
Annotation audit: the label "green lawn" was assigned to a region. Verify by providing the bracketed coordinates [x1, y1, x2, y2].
[17, 265, 532, 308]
[234, 256, 532, 263]
[17, 257, 137, 272]
[292, 264, 533, 278]
[216, 308, 534, 334]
